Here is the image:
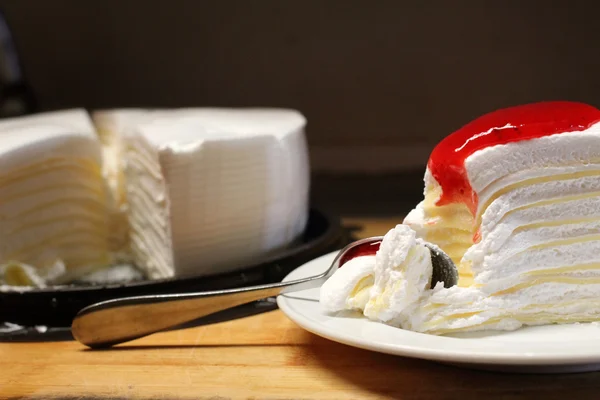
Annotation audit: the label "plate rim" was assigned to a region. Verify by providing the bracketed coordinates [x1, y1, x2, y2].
[277, 251, 600, 367]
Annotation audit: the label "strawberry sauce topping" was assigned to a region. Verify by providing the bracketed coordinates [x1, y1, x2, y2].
[339, 240, 381, 267]
[428, 101, 600, 214]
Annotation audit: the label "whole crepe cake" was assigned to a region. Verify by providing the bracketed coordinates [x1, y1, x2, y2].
[321, 101, 600, 334]
[0, 107, 309, 287]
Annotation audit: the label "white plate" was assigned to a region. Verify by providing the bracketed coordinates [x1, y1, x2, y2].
[277, 251, 600, 373]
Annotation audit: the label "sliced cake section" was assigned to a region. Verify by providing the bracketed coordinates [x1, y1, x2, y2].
[403, 101, 600, 333]
[0, 109, 112, 284]
[92, 108, 309, 279]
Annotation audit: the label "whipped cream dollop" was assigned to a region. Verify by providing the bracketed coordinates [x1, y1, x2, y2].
[320, 255, 375, 313]
[320, 225, 435, 327]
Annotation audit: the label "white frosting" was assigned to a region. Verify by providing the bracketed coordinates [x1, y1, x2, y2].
[465, 122, 600, 193]
[0, 109, 100, 170]
[320, 256, 375, 312]
[93, 108, 309, 279]
[403, 201, 431, 232]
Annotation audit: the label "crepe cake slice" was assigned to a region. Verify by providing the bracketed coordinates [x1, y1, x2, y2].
[403, 101, 600, 334]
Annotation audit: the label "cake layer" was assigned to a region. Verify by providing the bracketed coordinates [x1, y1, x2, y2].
[405, 172, 475, 284]
[466, 122, 600, 196]
[409, 281, 600, 335]
[123, 131, 174, 279]
[93, 110, 140, 259]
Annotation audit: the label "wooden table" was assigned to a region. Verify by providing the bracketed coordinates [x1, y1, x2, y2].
[2, 218, 600, 400]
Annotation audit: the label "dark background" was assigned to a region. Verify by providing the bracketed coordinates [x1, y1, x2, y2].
[1, 0, 598, 213]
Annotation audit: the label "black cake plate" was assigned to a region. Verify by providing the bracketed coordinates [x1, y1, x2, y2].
[0, 208, 349, 341]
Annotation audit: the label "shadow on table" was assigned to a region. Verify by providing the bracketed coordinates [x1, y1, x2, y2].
[302, 331, 600, 400]
[81, 343, 301, 352]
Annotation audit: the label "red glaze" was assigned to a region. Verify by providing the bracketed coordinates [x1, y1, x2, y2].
[428, 101, 600, 214]
[339, 240, 381, 267]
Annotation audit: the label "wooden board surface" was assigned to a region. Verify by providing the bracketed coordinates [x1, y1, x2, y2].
[3, 217, 600, 400]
